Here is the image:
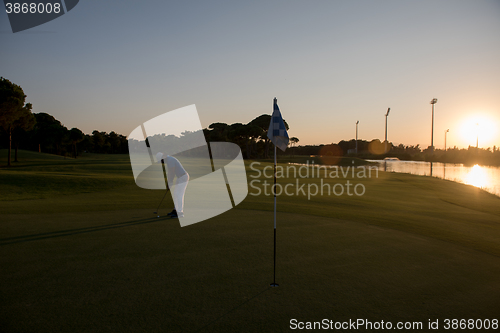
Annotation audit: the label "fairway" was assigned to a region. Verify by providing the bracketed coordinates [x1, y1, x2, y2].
[1, 151, 500, 332]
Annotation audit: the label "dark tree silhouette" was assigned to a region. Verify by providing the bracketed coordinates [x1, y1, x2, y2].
[92, 130, 106, 153]
[0, 77, 34, 166]
[12, 103, 36, 162]
[249, 114, 289, 158]
[69, 127, 84, 158]
[208, 122, 230, 141]
[289, 137, 299, 157]
[34, 113, 68, 155]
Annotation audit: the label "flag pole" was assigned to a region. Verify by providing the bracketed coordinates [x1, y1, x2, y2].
[269, 97, 286, 288]
[271, 144, 278, 287]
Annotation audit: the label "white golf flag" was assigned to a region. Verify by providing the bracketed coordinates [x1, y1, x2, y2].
[267, 98, 289, 151]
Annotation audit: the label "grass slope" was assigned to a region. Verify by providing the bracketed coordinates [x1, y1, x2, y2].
[1, 150, 499, 332]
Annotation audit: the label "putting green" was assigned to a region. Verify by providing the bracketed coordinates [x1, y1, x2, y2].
[1, 151, 499, 332]
[1, 210, 499, 332]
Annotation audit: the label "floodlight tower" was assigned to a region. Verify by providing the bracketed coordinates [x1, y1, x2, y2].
[355, 120, 359, 153]
[444, 129, 449, 151]
[476, 123, 479, 148]
[385, 108, 390, 153]
[430, 98, 438, 151]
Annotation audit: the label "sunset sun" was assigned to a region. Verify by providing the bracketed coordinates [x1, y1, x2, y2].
[459, 115, 497, 148]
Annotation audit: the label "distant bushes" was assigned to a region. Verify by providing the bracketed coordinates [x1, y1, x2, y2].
[0, 112, 129, 157]
[287, 139, 500, 166]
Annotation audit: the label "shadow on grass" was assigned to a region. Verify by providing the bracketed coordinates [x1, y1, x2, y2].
[0, 217, 168, 245]
[193, 287, 272, 333]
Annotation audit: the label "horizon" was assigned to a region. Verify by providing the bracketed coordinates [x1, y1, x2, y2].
[24, 109, 500, 152]
[1, 1, 499, 149]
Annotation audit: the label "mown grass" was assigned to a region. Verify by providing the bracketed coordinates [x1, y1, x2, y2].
[254, 155, 371, 166]
[0, 150, 135, 201]
[1, 150, 500, 332]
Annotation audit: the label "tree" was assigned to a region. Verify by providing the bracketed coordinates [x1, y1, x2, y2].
[69, 127, 84, 158]
[0, 77, 32, 166]
[12, 103, 36, 162]
[249, 115, 289, 158]
[248, 115, 272, 157]
[116, 134, 128, 154]
[34, 113, 68, 155]
[207, 122, 230, 141]
[289, 137, 299, 157]
[227, 123, 253, 158]
[92, 130, 106, 153]
[241, 123, 262, 159]
[79, 134, 93, 154]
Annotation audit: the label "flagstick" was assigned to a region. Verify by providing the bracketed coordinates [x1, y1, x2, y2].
[271, 145, 279, 287]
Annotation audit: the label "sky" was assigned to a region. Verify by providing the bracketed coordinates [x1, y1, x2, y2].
[1, 0, 499, 149]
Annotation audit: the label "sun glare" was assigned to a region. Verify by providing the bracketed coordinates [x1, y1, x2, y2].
[465, 164, 489, 189]
[459, 115, 497, 148]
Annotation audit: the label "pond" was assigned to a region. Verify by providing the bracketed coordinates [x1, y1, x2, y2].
[368, 160, 500, 197]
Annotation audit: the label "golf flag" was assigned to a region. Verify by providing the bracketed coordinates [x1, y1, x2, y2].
[268, 97, 288, 288]
[267, 98, 289, 151]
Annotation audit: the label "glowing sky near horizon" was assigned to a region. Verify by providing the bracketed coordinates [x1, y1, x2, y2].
[1, 0, 499, 148]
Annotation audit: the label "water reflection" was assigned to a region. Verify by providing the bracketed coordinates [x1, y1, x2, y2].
[465, 164, 489, 188]
[369, 160, 500, 197]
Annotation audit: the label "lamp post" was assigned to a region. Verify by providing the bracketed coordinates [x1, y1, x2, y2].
[444, 129, 449, 151]
[476, 123, 479, 148]
[384, 108, 390, 153]
[355, 120, 359, 154]
[430, 98, 438, 151]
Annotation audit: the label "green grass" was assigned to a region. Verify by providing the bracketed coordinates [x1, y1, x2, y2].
[1, 150, 500, 332]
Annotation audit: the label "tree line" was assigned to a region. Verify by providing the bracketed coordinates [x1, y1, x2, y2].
[289, 139, 500, 166]
[0, 110, 129, 160]
[1, 77, 300, 165]
[1, 76, 300, 165]
[203, 115, 298, 159]
[0, 77, 128, 166]
[3, 77, 498, 167]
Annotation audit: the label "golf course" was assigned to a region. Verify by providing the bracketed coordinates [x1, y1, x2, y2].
[1, 150, 499, 332]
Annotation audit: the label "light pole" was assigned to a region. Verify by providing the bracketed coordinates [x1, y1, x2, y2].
[430, 98, 438, 151]
[476, 123, 479, 148]
[444, 129, 449, 151]
[384, 108, 390, 153]
[355, 120, 359, 154]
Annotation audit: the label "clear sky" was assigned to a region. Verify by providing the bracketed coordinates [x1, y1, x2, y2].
[1, 0, 499, 149]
